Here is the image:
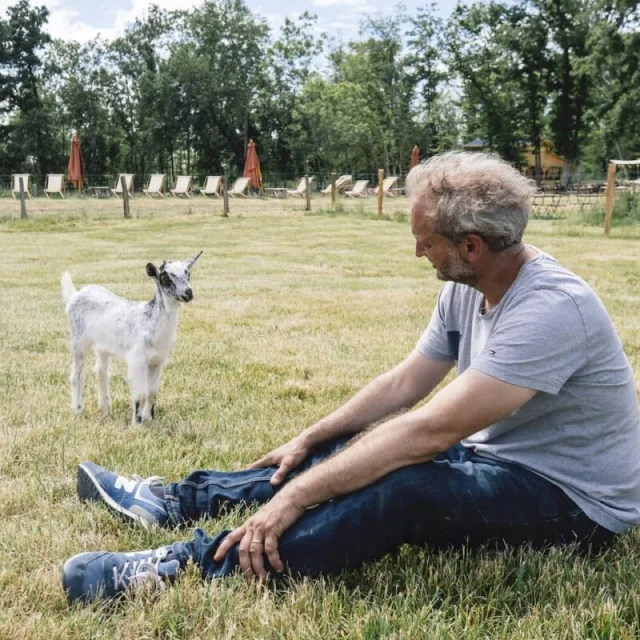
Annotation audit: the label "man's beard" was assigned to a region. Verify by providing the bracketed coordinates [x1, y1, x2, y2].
[436, 253, 478, 286]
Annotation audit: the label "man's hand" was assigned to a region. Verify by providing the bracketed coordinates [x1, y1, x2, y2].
[249, 437, 310, 486]
[214, 495, 304, 581]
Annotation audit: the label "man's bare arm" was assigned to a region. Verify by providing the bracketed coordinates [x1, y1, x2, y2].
[298, 350, 454, 449]
[279, 369, 536, 509]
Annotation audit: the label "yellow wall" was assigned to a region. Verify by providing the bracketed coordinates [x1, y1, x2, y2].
[522, 140, 564, 179]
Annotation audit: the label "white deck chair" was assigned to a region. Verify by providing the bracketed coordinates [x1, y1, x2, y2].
[44, 174, 65, 199]
[374, 176, 399, 197]
[344, 180, 369, 198]
[287, 176, 314, 197]
[11, 174, 31, 199]
[199, 175, 222, 198]
[144, 174, 166, 198]
[321, 175, 352, 194]
[228, 177, 251, 197]
[171, 175, 192, 198]
[112, 173, 135, 197]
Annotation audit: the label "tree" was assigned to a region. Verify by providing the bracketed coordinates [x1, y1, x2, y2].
[406, 4, 448, 157]
[447, 2, 530, 165]
[580, 0, 640, 172]
[254, 12, 324, 177]
[532, 0, 594, 180]
[0, 0, 54, 175]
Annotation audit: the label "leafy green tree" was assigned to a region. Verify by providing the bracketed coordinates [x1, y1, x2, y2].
[45, 38, 123, 178]
[254, 12, 324, 177]
[446, 2, 525, 165]
[0, 0, 55, 175]
[533, 0, 594, 179]
[406, 4, 449, 156]
[580, 0, 640, 172]
[291, 77, 381, 174]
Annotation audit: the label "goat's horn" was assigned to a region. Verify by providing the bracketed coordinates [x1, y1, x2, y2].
[187, 250, 203, 269]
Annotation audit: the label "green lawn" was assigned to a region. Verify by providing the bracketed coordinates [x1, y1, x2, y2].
[1, 203, 640, 639]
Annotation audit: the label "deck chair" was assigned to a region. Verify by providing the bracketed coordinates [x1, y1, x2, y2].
[287, 176, 314, 198]
[228, 177, 251, 197]
[374, 176, 399, 197]
[344, 180, 369, 198]
[199, 175, 222, 198]
[11, 174, 31, 199]
[143, 174, 166, 198]
[112, 174, 135, 198]
[171, 175, 192, 198]
[44, 174, 65, 199]
[321, 175, 352, 194]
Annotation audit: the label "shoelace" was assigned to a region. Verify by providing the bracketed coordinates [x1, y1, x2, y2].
[131, 474, 164, 487]
[112, 547, 169, 591]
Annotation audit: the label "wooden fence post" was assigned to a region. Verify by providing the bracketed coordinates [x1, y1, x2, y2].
[377, 168, 384, 216]
[305, 175, 311, 212]
[19, 177, 27, 219]
[121, 175, 131, 219]
[223, 175, 230, 217]
[604, 161, 616, 235]
[331, 172, 336, 207]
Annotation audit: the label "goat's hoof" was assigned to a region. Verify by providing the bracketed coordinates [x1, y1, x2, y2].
[72, 405, 83, 415]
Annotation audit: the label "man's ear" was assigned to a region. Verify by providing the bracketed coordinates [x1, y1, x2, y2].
[146, 263, 158, 278]
[459, 234, 485, 262]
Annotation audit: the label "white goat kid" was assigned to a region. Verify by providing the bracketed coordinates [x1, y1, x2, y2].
[61, 252, 202, 424]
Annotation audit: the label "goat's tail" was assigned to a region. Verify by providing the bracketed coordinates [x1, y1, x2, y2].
[61, 272, 77, 306]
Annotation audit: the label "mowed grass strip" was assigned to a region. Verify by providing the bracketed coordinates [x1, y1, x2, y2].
[1, 206, 640, 639]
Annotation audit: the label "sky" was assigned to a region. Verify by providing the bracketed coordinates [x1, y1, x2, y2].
[0, 0, 459, 44]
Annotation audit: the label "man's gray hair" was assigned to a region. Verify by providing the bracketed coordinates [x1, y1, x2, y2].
[405, 151, 536, 251]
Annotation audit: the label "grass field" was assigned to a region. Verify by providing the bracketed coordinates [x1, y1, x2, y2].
[1, 196, 640, 639]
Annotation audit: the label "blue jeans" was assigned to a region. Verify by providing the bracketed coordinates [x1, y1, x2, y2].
[164, 438, 615, 579]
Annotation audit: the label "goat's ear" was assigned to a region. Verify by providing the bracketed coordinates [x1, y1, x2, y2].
[146, 263, 158, 278]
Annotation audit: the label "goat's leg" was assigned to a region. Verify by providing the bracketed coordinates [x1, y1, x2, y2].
[70, 345, 86, 414]
[127, 357, 148, 425]
[94, 350, 111, 417]
[143, 364, 163, 421]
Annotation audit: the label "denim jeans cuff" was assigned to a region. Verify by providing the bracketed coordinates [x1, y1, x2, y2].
[164, 482, 184, 526]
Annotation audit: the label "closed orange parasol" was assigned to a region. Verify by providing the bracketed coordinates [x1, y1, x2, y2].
[410, 145, 420, 169]
[68, 133, 85, 190]
[243, 138, 263, 191]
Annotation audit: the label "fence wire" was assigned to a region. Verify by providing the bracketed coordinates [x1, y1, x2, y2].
[1, 171, 638, 227]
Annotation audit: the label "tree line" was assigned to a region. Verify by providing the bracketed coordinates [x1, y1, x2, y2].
[0, 0, 638, 185]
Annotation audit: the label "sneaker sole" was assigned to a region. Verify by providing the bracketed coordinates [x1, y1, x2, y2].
[77, 463, 151, 530]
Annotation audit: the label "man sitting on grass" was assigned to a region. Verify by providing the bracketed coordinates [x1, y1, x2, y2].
[62, 152, 640, 604]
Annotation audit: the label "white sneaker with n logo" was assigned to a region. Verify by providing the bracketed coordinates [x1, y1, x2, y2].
[77, 461, 169, 528]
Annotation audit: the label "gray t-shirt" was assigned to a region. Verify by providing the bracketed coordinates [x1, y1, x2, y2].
[418, 249, 640, 533]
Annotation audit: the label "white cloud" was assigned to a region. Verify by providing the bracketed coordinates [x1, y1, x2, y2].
[47, 7, 119, 42]
[313, 0, 368, 6]
[42, 0, 205, 43]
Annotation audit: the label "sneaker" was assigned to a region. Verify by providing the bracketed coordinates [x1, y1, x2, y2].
[77, 461, 169, 528]
[62, 546, 183, 604]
